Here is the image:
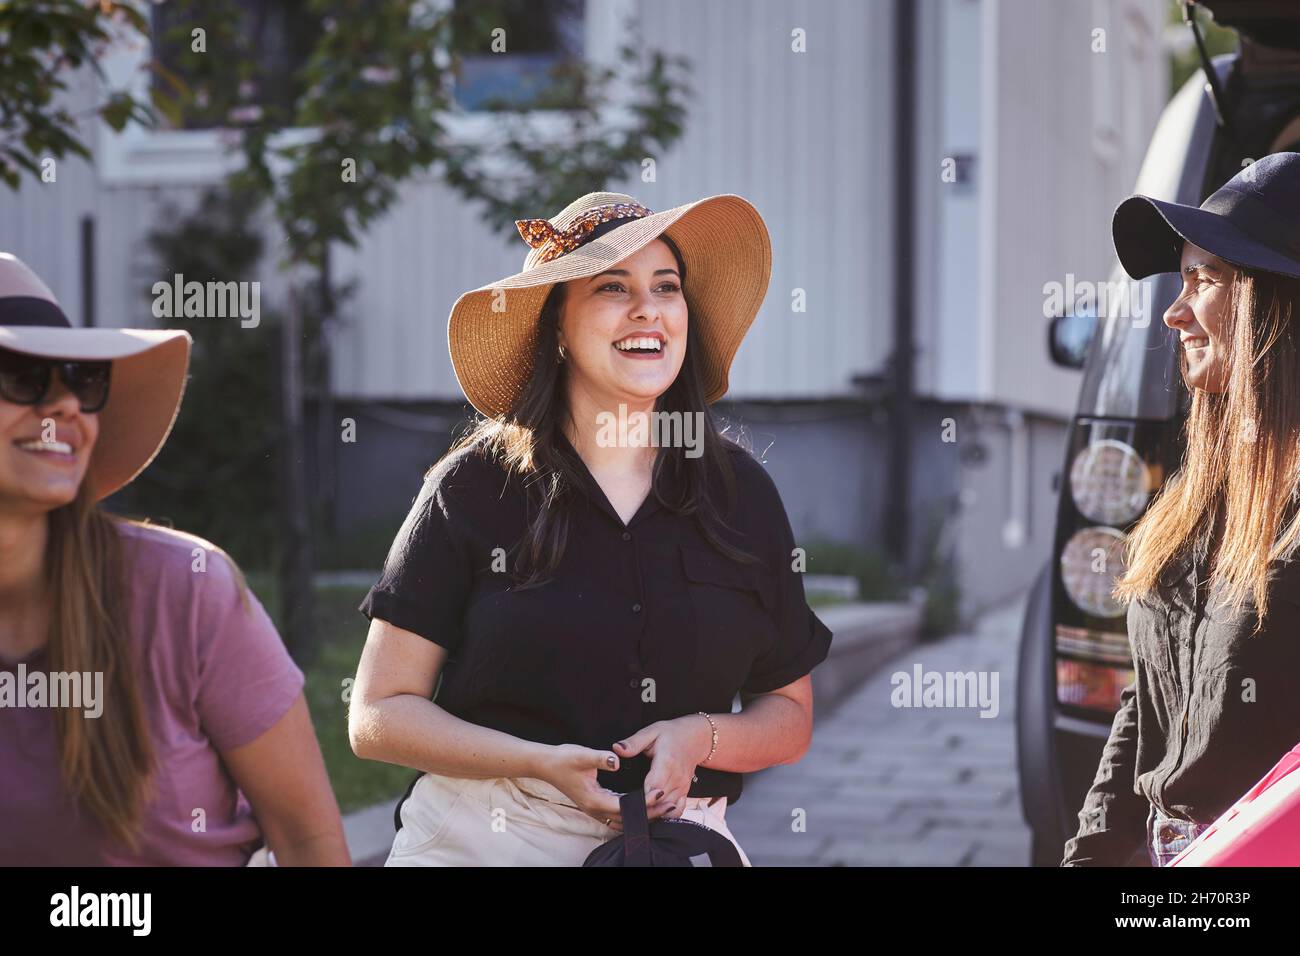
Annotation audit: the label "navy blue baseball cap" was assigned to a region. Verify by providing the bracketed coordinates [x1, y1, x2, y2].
[1112, 151, 1300, 280]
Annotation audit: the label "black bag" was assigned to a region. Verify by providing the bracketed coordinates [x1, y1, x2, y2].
[582, 788, 745, 867]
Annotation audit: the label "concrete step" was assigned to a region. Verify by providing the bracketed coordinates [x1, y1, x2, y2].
[811, 600, 923, 715]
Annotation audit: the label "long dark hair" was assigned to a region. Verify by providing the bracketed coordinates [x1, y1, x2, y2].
[433, 235, 759, 587]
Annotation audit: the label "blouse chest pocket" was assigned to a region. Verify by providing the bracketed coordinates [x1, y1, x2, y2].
[1198, 590, 1267, 676]
[1128, 597, 1176, 673]
[679, 543, 772, 611]
[678, 543, 777, 694]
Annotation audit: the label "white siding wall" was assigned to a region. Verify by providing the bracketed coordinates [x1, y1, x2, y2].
[638, 0, 893, 402]
[0, 70, 290, 332]
[0, 0, 1166, 415]
[332, 0, 892, 401]
[916, 0, 1167, 418]
[915, 0, 987, 404]
[0, 72, 100, 322]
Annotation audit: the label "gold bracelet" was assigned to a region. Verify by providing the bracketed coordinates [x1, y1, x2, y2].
[691, 711, 719, 783]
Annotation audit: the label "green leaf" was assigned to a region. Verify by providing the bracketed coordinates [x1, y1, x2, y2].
[99, 93, 138, 132]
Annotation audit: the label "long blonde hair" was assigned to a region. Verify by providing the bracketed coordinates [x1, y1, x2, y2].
[45, 480, 155, 848]
[44, 481, 255, 847]
[1114, 267, 1300, 631]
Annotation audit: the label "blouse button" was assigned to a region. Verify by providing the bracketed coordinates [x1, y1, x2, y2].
[622, 531, 632, 541]
[632, 603, 642, 613]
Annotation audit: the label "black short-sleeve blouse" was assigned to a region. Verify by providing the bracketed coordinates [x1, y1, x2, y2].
[358, 433, 834, 805]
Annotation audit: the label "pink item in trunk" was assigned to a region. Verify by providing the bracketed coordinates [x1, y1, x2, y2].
[1170, 743, 1300, 866]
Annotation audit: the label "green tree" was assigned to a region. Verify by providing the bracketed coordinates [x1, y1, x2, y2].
[120, 189, 335, 574]
[119, 189, 277, 561]
[0, 0, 165, 186]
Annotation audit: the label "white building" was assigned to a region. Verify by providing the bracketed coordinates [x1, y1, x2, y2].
[0, 0, 1167, 618]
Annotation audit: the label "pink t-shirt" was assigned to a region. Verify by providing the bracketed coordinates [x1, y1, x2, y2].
[0, 520, 304, 865]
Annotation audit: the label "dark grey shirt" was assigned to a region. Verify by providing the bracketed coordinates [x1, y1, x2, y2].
[1062, 529, 1300, 865]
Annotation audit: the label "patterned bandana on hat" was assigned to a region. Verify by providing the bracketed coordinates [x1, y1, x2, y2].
[446, 191, 772, 419]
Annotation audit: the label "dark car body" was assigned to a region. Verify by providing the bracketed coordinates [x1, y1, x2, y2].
[1017, 3, 1300, 866]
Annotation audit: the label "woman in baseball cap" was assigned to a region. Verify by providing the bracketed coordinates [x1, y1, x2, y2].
[0, 252, 349, 865]
[1064, 152, 1300, 866]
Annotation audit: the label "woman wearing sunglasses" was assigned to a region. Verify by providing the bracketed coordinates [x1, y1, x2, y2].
[0, 253, 349, 865]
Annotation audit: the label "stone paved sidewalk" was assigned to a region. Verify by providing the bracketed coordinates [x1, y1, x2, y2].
[724, 594, 1032, 866]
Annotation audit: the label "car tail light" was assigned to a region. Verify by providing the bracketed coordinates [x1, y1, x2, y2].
[1055, 627, 1134, 711]
[1053, 419, 1175, 720]
[1059, 526, 1128, 618]
[1069, 439, 1150, 525]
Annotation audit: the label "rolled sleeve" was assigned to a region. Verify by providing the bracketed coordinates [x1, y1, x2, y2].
[359, 475, 472, 654]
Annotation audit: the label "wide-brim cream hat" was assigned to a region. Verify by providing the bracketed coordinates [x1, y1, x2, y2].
[0, 252, 191, 501]
[448, 191, 772, 418]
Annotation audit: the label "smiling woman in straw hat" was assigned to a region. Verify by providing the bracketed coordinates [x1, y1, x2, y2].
[0, 253, 348, 866]
[1063, 152, 1300, 867]
[352, 191, 834, 866]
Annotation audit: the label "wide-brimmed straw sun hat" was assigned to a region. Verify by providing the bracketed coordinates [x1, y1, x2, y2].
[1112, 151, 1300, 280]
[447, 191, 772, 418]
[0, 252, 191, 501]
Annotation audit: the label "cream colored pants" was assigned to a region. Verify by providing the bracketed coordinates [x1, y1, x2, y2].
[384, 772, 752, 867]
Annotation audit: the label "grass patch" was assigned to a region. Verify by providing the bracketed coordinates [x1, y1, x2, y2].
[244, 575, 415, 814]
[305, 586, 416, 813]
[919, 567, 962, 639]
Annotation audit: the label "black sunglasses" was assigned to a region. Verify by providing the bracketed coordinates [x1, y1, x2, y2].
[0, 347, 112, 413]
